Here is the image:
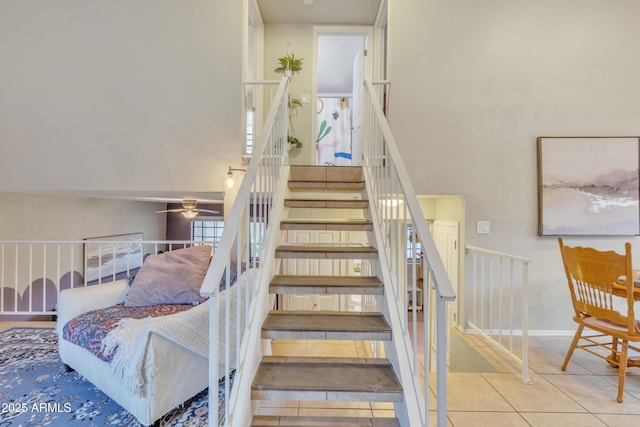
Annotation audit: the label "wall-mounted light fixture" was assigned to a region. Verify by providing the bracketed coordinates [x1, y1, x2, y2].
[227, 166, 247, 188]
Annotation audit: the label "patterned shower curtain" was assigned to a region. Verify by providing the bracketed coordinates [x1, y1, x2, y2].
[316, 97, 352, 166]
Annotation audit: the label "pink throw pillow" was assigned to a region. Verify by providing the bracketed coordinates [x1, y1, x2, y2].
[124, 245, 212, 307]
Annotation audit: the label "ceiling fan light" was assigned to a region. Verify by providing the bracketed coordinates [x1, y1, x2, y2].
[181, 210, 198, 219]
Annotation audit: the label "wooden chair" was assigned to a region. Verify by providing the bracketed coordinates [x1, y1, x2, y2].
[558, 237, 640, 402]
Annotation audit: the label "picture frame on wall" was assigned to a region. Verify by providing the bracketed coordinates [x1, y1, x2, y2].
[537, 136, 640, 236]
[83, 232, 144, 283]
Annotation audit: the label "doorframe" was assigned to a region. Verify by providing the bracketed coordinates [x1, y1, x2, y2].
[310, 25, 377, 165]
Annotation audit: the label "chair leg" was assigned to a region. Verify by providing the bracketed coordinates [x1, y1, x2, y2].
[617, 340, 629, 403]
[562, 325, 584, 371]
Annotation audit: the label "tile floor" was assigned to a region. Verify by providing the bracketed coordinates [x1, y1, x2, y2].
[4, 321, 640, 426]
[430, 333, 640, 426]
[260, 333, 640, 426]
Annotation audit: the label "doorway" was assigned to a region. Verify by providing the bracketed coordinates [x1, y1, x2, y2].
[312, 27, 374, 166]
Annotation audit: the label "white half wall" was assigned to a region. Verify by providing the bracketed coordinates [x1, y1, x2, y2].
[0, 192, 166, 242]
[0, 0, 244, 194]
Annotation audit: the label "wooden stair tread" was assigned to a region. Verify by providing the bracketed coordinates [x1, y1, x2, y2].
[276, 245, 377, 260]
[271, 275, 382, 286]
[251, 415, 400, 427]
[281, 219, 372, 231]
[289, 181, 365, 191]
[252, 357, 402, 401]
[262, 311, 391, 340]
[270, 275, 384, 295]
[285, 199, 369, 209]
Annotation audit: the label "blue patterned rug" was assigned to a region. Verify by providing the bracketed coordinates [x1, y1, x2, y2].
[0, 327, 230, 426]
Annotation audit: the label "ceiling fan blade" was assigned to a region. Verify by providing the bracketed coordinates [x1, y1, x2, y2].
[195, 209, 220, 215]
[155, 208, 185, 214]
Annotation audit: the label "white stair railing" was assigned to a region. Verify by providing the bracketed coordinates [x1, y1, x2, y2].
[465, 245, 532, 384]
[200, 76, 289, 427]
[362, 78, 456, 427]
[243, 79, 281, 159]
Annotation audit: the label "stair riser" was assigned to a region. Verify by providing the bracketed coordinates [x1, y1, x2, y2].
[290, 165, 363, 182]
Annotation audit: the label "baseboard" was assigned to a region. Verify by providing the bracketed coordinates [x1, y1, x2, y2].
[462, 328, 575, 337]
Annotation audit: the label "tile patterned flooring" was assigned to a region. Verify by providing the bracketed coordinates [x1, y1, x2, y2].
[262, 333, 640, 426]
[4, 321, 640, 426]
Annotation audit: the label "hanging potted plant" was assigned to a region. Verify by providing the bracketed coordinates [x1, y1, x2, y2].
[275, 53, 303, 79]
[275, 52, 304, 149]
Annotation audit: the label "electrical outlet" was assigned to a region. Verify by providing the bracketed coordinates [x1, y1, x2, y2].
[477, 220, 490, 234]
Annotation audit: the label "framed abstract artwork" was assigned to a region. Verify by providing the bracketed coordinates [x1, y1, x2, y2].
[83, 232, 144, 282]
[537, 136, 640, 236]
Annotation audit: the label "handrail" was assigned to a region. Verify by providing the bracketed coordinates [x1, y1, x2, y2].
[363, 79, 455, 302]
[466, 245, 530, 263]
[201, 77, 287, 296]
[362, 77, 455, 427]
[465, 245, 532, 384]
[201, 76, 289, 427]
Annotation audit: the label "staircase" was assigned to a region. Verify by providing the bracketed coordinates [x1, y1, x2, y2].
[251, 165, 402, 427]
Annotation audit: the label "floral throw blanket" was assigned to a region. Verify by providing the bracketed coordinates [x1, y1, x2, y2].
[62, 261, 248, 364]
[62, 303, 193, 362]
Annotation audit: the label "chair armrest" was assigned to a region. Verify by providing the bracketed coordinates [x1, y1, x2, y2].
[56, 280, 129, 335]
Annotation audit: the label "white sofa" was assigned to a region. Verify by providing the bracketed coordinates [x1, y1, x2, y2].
[56, 279, 209, 426]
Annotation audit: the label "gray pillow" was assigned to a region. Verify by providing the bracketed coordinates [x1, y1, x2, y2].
[124, 245, 212, 307]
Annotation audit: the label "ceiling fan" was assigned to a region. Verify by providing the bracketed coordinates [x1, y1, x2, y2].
[155, 199, 219, 219]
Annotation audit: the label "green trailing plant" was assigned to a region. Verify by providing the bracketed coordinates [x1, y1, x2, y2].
[275, 53, 303, 74]
[287, 135, 303, 148]
[275, 51, 305, 148]
[288, 98, 303, 113]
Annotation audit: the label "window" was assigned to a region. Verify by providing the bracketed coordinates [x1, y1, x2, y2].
[246, 109, 254, 155]
[191, 218, 225, 244]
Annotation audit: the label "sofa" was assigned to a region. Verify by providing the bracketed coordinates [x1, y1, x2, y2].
[56, 246, 247, 426]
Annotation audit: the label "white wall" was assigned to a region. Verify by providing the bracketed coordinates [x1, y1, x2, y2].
[0, 0, 244, 195]
[0, 192, 166, 241]
[389, 0, 640, 331]
[264, 24, 314, 165]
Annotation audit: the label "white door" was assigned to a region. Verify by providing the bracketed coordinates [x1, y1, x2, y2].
[426, 220, 459, 370]
[312, 27, 374, 165]
[433, 220, 460, 328]
[350, 43, 365, 166]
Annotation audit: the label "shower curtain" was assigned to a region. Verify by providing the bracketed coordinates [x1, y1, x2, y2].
[316, 97, 352, 166]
